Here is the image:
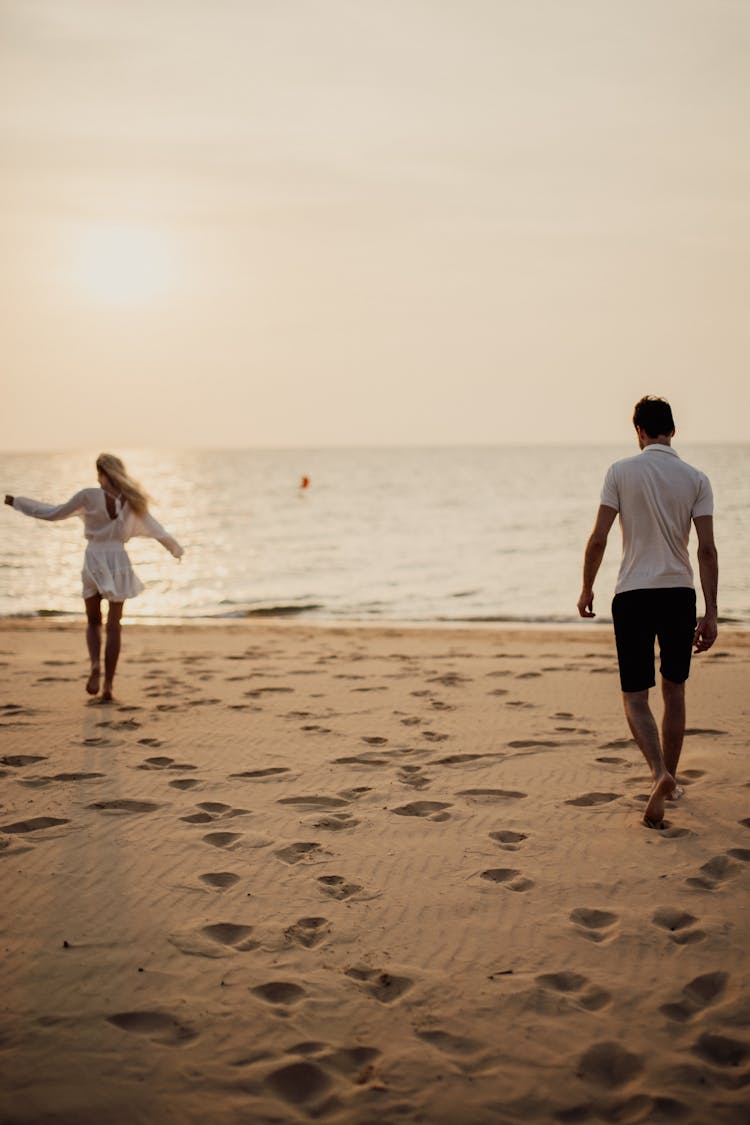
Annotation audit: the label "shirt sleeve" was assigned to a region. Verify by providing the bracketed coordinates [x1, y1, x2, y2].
[13, 491, 87, 522]
[692, 473, 714, 519]
[129, 509, 184, 558]
[599, 464, 619, 511]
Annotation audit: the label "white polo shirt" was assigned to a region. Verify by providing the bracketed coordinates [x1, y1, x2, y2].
[600, 445, 713, 595]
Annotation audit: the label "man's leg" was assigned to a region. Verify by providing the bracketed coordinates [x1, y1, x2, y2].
[84, 594, 102, 695]
[622, 689, 676, 827]
[661, 677, 686, 779]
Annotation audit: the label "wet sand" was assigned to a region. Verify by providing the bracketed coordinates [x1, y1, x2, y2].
[1, 620, 748, 1124]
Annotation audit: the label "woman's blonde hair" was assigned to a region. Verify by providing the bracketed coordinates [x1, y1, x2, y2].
[96, 453, 150, 516]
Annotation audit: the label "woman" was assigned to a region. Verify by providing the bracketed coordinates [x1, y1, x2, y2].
[5, 453, 183, 702]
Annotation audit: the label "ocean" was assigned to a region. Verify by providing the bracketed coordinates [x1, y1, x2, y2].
[1, 445, 747, 626]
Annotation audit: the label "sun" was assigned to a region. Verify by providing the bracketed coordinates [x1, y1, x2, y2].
[72, 223, 176, 304]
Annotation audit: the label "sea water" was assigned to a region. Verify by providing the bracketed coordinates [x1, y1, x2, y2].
[1, 445, 747, 626]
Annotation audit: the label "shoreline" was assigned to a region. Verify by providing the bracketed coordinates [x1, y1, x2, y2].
[1, 616, 748, 1123]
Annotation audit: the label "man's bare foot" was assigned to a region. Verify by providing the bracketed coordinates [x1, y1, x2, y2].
[101, 684, 114, 703]
[667, 785, 685, 802]
[643, 772, 676, 828]
[86, 667, 101, 695]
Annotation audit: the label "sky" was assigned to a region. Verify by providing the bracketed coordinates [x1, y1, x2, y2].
[2, 0, 749, 449]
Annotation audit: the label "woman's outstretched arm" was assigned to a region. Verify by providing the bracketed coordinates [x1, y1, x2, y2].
[7, 491, 87, 521]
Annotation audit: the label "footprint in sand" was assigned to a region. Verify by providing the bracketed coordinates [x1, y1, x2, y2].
[345, 966, 413, 1004]
[252, 981, 307, 1007]
[740, 818, 750, 830]
[660, 971, 729, 1022]
[0, 815, 70, 834]
[685, 854, 741, 891]
[489, 830, 528, 851]
[651, 907, 705, 946]
[137, 737, 163, 748]
[565, 792, 621, 807]
[25, 772, 106, 788]
[691, 1033, 749, 1069]
[1, 755, 47, 768]
[181, 802, 248, 826]
[416, 1029, 482, 1057]
[434, 753, 489, 766]
[535, 971, 611, 1012]
[202, 831, 242, 849]
[96, 718, 141, 731]
[306, 813, 360, 831]
[264, 1061, 332, 1107]
[595, 756, 629, 765]
[285, 917, 330, 948]
[138, 756, 197, 772]
[570, 907, 618, 943]
[727, 847, 750, 863]
[480, 868, 534, 892]
[318, 875, 363, 900]
[421, 731, 449, 743]
[230, 767, 290, 780]
[392, 801, 451, 822]
[199, 872, 240, 890]
[576, 1041, 644, 1089]
[278, 796, 350, 810]
[275, 842, 325, 864]
[459, 788, 527, 802]
[334, 755, 390, 766]
[88, 799, 160, 814]
[107, 1010, 197, 1045]
[169, 923, 258, 958]
[169, 778, 202, 790]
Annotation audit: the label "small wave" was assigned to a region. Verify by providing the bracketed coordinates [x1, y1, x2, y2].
[227, 603, 325, 619]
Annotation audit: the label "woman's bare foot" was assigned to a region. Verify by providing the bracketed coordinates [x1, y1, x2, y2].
[643, 771, 676, 828]
[101, 682, 114, 703]
[86, 666, 101, 695]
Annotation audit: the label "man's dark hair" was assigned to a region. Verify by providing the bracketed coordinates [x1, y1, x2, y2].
[632, 396, 675, 438]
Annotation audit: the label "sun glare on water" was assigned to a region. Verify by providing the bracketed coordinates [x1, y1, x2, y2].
[72, 223, 177, 304]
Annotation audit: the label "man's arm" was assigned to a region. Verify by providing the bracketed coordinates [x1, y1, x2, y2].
[577, 505, 618, 618]
[693, 514, 718, 652]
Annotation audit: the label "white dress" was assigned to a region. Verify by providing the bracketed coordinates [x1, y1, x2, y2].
[13, 488, 183, 601]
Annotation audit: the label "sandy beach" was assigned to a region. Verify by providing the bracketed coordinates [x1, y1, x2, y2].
[1, 619, 748, 1125]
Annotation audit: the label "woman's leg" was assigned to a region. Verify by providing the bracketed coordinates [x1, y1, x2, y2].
[103, 600, 124, 701]
[84, 594, 102, 695]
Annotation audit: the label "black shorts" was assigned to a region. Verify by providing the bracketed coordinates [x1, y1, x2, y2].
[611, 587, 696, 693]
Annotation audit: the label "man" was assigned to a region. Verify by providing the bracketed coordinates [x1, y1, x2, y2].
[577, 396, 718, 829]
